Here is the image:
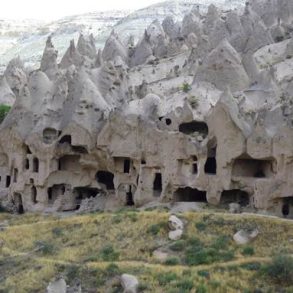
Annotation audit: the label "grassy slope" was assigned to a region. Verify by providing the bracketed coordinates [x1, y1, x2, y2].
[0, 210, 292, 292]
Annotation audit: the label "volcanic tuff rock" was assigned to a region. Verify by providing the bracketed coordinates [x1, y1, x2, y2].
[0, 0, 293, 219]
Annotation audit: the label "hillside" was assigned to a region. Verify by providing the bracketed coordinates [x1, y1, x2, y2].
[0, 0, 245, 72]
[0, 210, 292, 292]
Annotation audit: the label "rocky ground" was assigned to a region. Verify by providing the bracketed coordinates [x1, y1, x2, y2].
[0, 208, 292, 292]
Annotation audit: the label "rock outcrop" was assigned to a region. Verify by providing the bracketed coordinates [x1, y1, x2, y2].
[0, 0, 293, 219]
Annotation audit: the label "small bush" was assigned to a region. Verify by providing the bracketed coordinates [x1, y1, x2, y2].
[127, 212, 138, 222]
[158, 272, 178, 286]
[112, 215, 122, 224]
[197, 270, 210, 279]
[100, 245, 120, 261]
[164, 257, 180, 266]
[263, 254, 293, 284]
[0, 104, 11, 123]
[175, 278, 194, 292]
[169, 240, 185, 252]
[147, 222, 166, 235]
[241, 262, 261, 271]
[241, 246, 255, 256]
[65, 265, 80, 280]
[196, 283, 207, 293]
[181, 83, 192, 93]
[52, 227, 63, 237]
[105, 263, 120, 276]
[34, 240, 55, 255]
[195, 222, 207, 231]
[211, 235, 230, 250]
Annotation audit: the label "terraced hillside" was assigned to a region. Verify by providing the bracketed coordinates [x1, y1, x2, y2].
[0, 210, 292, 292]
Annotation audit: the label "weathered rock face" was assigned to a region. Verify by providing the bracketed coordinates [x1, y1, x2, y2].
[0, 0, 293, 219]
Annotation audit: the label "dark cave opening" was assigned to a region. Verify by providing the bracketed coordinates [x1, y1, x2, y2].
[174, 187, 207, 202]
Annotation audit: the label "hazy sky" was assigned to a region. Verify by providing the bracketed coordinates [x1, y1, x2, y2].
[1, 0, 163, 21]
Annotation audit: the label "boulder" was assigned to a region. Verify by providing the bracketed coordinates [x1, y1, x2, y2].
[47, 277, 67, 293]
[168, 215, 184, 231]
[233, 229, 259, 245]
[168, 229, 183, 241]
[120, 274, 139, 293]
[153, 248, 169, 262]
[229, 203, 241, 214]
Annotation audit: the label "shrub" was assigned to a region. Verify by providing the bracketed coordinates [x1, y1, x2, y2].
[196, 283, 207, 293]
[105, 263, 120, 276]
[195, 222, 207, 231]
[181, 83, 192, 93]
[197, 270, 210, 279]
[175, 278, 194, 292]
[169, 240, 185, 252]
[263, 254, 293, 284]
[65, 265, 80, 280]
[241, 246, 255, 256]
[211, 235, 230, 250]
[52, 227, 63, 237]
[100, 245, 120, 261]
[241, 262, 261, 271]
[158, 272, 178, 286]
[34, 240, 55, 255]
[164, 257, 180, 266]
[127, 212, 138, 222]
[0, 104, 11, 123]
[147, 222, 166, 235]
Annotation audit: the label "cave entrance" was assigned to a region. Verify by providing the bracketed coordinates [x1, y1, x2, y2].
[72, 145, 88, 154]
[33, 157, 39, 173]
[58, 155, 80, 171]
[153, 173, 162, 197]
[43, 128, 59, 144]
[126, 186, 134, 206]
[174, 187, 207, 202]
[6, 175, 11, 188]
[220, 190, 250, 206]
[25, 158, 30, 170]
[14, 193, 24, 214]
[232, 156, 275, 178]
[204, 145, 217, 175]
[31, 186, 37, 204]
[59, 135, 72, 144]
[124, 159, 131, 174]
[73, 187, 100, 209]
[282, 197, 293, 218]
[179, 121, 209, 136]
[13, 168, 18, 183]
[48, 184, 66, 204]
[96, 171, 114, 190]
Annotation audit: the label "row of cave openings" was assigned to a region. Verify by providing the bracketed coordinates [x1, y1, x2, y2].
[14, 183, 293, 218]
[4, 146, 40, 188]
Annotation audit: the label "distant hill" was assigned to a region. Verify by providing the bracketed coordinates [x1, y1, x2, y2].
[0, 0, 245, 73]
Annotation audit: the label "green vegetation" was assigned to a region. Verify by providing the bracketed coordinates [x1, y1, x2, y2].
[262, 254, 293, 284]
[241, 246, 255, 256]
[181, 82, 192, 93]
[0, 211, 292, 292]
[0, 104, 11, 123]
[164, 257, 180, 266]
[99, 245, 120, 261]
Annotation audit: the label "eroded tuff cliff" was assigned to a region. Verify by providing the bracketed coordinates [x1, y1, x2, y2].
[0, 0, 293, 218]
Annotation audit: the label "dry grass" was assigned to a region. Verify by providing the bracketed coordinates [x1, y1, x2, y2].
[0, 210, 292, 292]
